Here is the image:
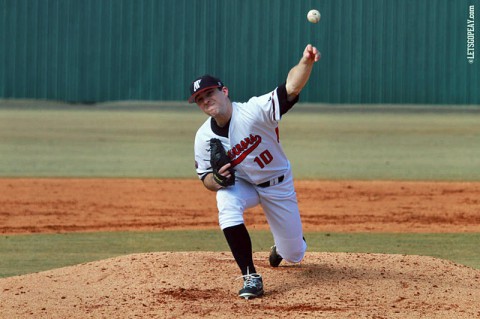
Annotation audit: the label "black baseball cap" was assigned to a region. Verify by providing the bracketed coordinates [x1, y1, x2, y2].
[188, 75, 224, 103]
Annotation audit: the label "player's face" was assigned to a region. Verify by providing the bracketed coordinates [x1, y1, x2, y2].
[195, 87, 229, 117]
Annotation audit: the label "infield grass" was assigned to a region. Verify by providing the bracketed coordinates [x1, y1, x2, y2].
[1, 231, 479, 278]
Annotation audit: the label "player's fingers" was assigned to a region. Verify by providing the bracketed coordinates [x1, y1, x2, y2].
[313, 48, 321, 61]
[219, 163, 232, 175]
[304, 44, 320, 62]
[307, 45, 321, 62]
[304, 44, 313, 57]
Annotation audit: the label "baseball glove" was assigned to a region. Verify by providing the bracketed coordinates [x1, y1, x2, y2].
[209, 138, 235, 187]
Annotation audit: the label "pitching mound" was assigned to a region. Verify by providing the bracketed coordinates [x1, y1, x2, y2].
[1, 252, 479, 318]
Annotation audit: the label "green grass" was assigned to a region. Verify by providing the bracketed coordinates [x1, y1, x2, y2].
[0, 107, 206, 177]
[282, 109, 480, 180]
[1, 231, 479, 278]
[1, 105, 479, 180]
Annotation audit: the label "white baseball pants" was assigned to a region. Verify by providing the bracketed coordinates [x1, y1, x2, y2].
[216, 169, 306, 263]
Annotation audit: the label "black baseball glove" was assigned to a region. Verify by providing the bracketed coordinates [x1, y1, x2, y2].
[209, 138, 235, 187]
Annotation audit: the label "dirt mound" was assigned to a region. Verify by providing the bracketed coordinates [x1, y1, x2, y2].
[1, 252, 479, 318]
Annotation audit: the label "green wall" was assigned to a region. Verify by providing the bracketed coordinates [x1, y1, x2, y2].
[1, 0, 478, 104]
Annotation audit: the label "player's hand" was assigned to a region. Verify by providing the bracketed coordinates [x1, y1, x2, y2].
[218, 163, 233, 180]
[303, 44, 321, 63]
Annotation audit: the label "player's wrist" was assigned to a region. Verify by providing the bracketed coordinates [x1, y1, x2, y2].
[212, 174, 226, 188]
[203, 173, 225, 191]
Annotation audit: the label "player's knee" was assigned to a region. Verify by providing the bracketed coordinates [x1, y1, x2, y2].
[277, 236, 307, 263]
[281, 244, 306, 263]
[217, 197, 245, 230]
[283, 248, 306, 263]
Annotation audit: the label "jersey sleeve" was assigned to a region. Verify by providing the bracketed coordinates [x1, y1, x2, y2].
[194, 123, 213, 181]
[248, 83, 299, 124]
[194, 138, 212, 181]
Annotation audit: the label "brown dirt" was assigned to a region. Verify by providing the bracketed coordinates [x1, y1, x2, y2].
[1, 178, 480, 318]
[1, 252, 479, 319]
[1, 179, 480, 234]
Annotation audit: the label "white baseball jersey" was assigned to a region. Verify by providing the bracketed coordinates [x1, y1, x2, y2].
[194, 83, 298, 185]
[194, 83, 306, 263]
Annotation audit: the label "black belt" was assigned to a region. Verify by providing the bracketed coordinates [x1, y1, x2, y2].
[257, 175, 284, 188]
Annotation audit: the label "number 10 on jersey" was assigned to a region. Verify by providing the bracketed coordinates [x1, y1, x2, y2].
[254, 150, 273, 169]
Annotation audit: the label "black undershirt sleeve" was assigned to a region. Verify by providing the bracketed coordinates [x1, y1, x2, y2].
[277, 82, 300, 116]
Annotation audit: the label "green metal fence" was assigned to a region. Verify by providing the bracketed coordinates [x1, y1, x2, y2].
[1, 0, 478, 104]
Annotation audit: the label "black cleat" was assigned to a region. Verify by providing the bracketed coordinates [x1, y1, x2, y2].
[269, 245, 283, 267]
[238, 273, 264, 300]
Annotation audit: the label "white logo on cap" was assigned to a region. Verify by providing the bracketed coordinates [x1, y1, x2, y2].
[193, 80, 201, 92]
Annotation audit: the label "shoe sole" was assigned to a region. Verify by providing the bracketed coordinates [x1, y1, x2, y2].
[239, 289, 264, 300]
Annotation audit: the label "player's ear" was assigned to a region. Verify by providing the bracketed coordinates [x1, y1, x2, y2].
[221, 86, 230, 99]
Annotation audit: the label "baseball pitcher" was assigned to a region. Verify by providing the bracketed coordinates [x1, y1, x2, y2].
[190, 44, 321, 299]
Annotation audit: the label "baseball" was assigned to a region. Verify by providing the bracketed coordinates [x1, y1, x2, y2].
[307, 9, 321, 23]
